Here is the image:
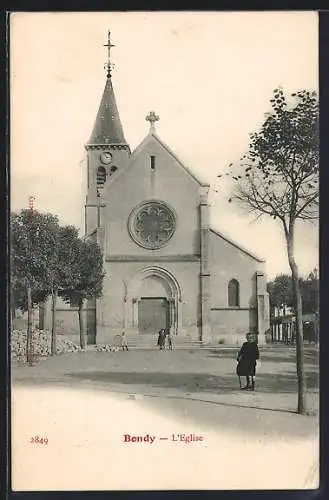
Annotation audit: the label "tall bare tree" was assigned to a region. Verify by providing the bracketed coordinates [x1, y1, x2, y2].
[219, 88, 319, 414]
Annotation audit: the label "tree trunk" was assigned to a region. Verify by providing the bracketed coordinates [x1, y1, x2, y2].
[26, 286, 33, 364]
[78, 298, 86, 350]
[51, 289, 57, 356]
[286, 229, 307, 415]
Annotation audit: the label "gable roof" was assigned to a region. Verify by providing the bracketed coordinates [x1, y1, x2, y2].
[109, 131, 210, 188]
[149, 132, 209, 187]
[210, 227, 265, 263]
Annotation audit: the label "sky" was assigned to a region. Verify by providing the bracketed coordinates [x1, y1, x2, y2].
[10, 11, 319, 279]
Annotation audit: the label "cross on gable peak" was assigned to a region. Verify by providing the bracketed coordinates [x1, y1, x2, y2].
[146, 111, 160, 132]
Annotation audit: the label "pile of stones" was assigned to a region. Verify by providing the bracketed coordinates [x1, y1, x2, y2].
[96, 344, 120, 352]
[11, 329, 81, 361]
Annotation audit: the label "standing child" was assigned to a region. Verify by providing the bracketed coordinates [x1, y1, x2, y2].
[121, 331, 129, 351]
[166, 328, 173, 350]
[236, 333, 259, 390]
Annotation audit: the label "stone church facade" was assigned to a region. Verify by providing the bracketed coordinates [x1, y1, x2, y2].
[41, 39, 270, 346]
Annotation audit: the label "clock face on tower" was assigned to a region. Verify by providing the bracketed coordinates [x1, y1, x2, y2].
[100, 152, 112, 164]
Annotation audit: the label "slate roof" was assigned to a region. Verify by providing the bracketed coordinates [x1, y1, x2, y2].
[88, 77, 127, 145]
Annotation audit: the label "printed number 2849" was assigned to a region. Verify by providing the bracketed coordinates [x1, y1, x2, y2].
[30, 436, 48, 444]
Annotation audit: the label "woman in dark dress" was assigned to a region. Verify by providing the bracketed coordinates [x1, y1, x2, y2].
[236, 333, 259, 391]
[157, 329, 166, 350]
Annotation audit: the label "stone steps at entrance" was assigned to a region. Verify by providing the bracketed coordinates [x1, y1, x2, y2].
[127, 336, 204, 350]
[87, 340, 207, 351]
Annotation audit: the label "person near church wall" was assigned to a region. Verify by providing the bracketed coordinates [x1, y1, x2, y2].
[165, 327, 173, 350]
[121, 330, 129, 351]
[236, 333, 259, 391]
[157, 329, 166, 350]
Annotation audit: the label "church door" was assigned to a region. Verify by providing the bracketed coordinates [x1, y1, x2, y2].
[138, 297, 169, 334]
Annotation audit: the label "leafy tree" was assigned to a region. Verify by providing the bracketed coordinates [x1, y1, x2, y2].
[12, 282, 48, 313]
[12, 209, 104, 357]
[61, 237, 104, 349]
[47, 225, 82, 355]
[220, 89, 318, 414]
[267, 272, 319, 316]
[11, 210, 60, 363]
[11, 217, 82, 356]
[267, 274, 294, 313]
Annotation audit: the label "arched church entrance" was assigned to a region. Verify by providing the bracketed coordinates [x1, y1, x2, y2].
[126, 267, 182, 336]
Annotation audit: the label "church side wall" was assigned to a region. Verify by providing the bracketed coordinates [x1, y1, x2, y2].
[210, 309, 258, 346]
[209, 231, 263, 345]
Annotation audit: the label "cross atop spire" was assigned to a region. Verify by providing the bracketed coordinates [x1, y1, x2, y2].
[146, 111, 160, 132]
[104, 31, 116, 78]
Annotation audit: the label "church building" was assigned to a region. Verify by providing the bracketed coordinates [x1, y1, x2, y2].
[42, 33, 270, 346]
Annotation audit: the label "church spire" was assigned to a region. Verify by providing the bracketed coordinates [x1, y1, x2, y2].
[87, 31, 128, 146]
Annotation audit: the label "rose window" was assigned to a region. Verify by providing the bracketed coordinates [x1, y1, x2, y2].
[128, 201, 176, 249]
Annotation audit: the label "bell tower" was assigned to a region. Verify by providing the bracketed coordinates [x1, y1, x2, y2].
[84, 31, 130, 235]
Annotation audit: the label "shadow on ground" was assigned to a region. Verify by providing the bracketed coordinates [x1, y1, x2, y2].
[139, 391, 318, 440]
[206, 349, 319, 366]
[62, 369, 318, 395]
